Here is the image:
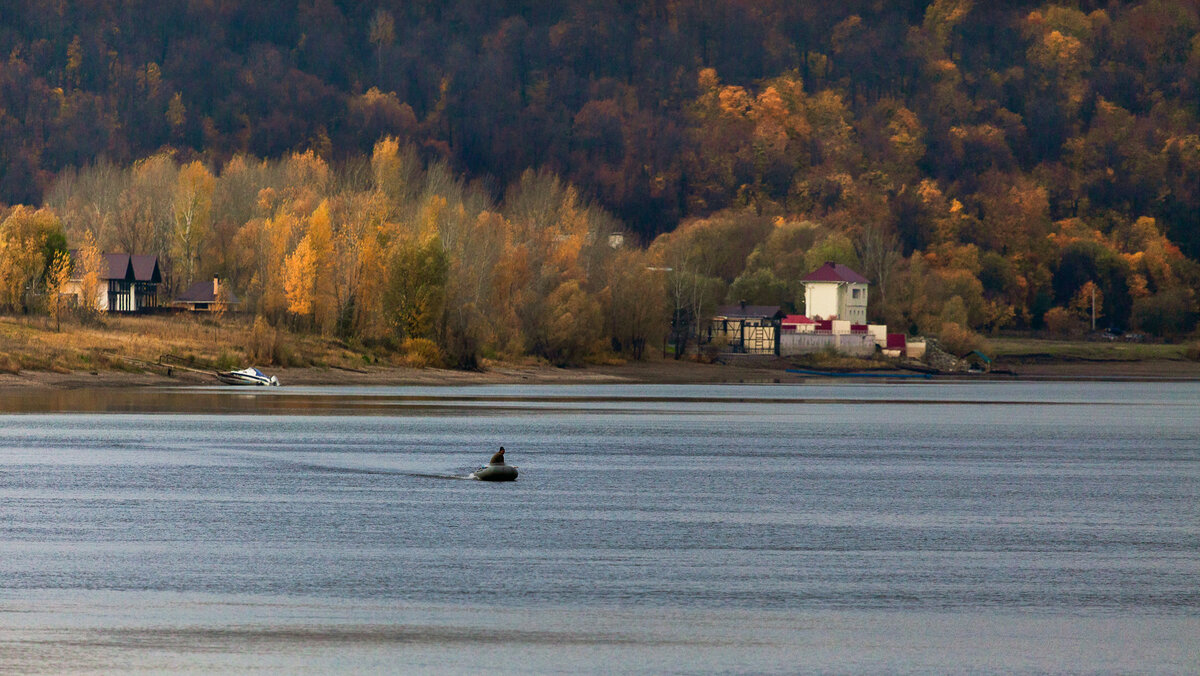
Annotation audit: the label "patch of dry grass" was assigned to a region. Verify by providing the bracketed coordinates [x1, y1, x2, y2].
[786, 351, 887, 371]
[988, 337, 1188, 361]
[0, 313, 378, 373]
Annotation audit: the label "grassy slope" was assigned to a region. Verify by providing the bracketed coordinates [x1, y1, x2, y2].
[987, 337, 1190, 362]
[0, 314, 372, 374]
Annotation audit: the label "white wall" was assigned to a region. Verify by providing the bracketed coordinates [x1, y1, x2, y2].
[61, 279, 109, 311]
[805, 283, 841, 319]
[780, 332, 876, 357]
[867, 324, 888, 346]
[841, 283, 868, 323]
[906, 339, 927, 359]
[805, 281, 870, 322]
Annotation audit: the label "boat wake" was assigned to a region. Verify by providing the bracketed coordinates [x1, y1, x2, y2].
[300, 464, 473, 480]
[217, 449, 475, 480]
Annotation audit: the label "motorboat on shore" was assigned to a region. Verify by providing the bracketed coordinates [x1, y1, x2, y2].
[216, 366, 280, 386]
[470, 463, 518, 481]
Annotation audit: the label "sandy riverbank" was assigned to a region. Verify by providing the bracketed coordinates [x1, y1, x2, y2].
[2, 354, 1199, 389]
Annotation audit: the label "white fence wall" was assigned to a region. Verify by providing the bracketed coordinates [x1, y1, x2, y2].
[780, 332, 876, 357]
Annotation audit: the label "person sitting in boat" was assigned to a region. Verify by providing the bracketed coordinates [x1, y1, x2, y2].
[489, 446, 506, 465]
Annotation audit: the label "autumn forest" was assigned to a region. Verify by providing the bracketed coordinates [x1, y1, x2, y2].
[1, 0, 1198, 366]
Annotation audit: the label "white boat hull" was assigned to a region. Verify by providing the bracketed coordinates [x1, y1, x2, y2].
[216, 367, 280, 386]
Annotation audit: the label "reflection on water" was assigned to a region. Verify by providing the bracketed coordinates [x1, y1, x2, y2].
[3, 380, 1199, 415]
[0, 382, 1198, 673]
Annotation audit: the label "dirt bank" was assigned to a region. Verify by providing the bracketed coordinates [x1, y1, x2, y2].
[0, 356, 805, 389]
[992, 358, 1200, 380]
[2, 353, 1198, 390]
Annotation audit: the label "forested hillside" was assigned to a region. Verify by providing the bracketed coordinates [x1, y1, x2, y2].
[1, 1, 1198, 363]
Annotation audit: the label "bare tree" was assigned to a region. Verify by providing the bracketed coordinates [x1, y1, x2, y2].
[172, 161, 215, 291]
[855, 221, 901, 319]
[368, 9, 396, 83]
[45, 160, 127, 249]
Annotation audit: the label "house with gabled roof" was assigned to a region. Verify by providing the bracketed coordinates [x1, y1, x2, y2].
[802, 261, 869, 323]
[64, 251, 162, 313]
[173, 276, 240, 312]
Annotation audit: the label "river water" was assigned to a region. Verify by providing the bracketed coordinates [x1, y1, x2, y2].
[0, 382, 1197, 674]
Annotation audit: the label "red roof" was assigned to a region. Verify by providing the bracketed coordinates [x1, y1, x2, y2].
[802, 262, 869, 284]
[175, 279, 240, 304]
[102, 253, 131, 280]
[781, 314, 815, 326]
[69, 251, 160, 282]
[130, 254, 161, 282]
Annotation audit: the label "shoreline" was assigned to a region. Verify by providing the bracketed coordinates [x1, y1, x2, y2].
[2, 355, 1199, 389]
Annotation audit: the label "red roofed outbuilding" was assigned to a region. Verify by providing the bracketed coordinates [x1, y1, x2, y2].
[173, 276, 240, 312]
[781, 314, 816, 333]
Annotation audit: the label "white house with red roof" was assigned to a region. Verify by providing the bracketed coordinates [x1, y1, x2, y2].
[802, 261, 869, 323]
[705, 262, 923, 358]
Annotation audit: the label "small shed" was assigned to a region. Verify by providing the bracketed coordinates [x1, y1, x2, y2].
[173, 276, 240, 312]
[882, 333, 906, 358]
[710, 303, 784, 354]
[781, 314, 816, 333]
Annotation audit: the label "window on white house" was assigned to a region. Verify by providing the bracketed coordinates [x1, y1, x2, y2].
[852, 288, 861, 299]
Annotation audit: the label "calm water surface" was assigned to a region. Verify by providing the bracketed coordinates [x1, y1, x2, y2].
[0, 382, 1197, 674]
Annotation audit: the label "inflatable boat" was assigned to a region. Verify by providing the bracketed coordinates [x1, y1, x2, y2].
[470, 463, 518, 481]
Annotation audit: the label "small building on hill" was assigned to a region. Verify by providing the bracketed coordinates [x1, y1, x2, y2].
[802, 262, 869, 323]
[64, 251, 161, 313]
[173, 276, 239, 312]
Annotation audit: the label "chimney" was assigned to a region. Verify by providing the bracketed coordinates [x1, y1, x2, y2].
[212, 275, 219, 299]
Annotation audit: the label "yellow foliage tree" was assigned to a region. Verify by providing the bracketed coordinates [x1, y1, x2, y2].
[78, 230, 105, 318]
[284, 236, 316, 318]
[371, 136, 416, 202]
[354, 230, 389, 340]
[0, 207, 54, 312]
[306, 201, 336, 332]
[260, 210, 301, 321]
[0, 207, 69, 313]
[46, 250, 73, 330]
[537, 279, 603, 366]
